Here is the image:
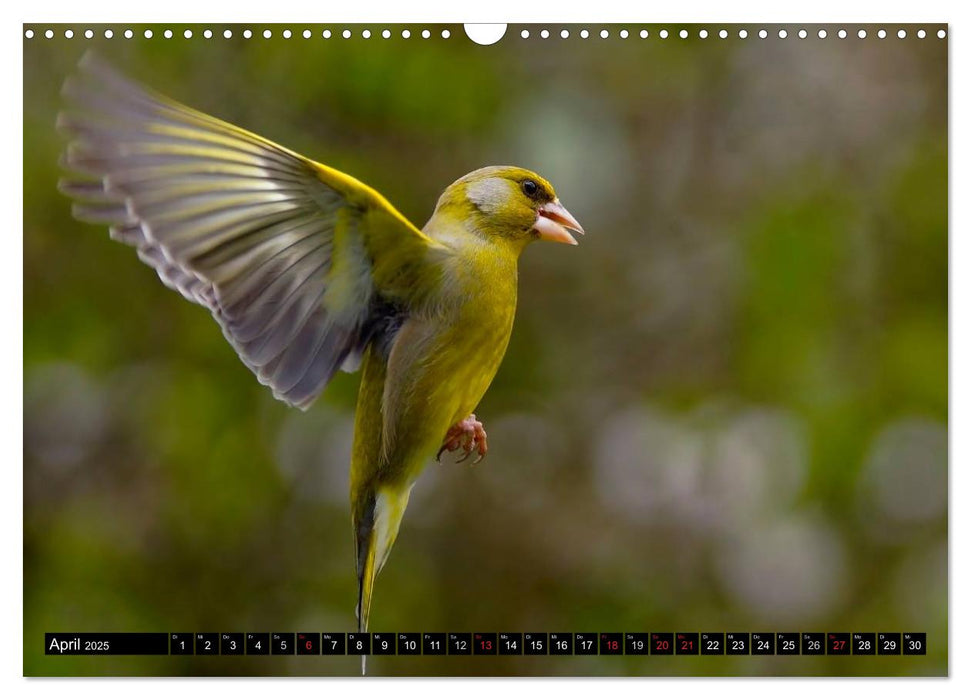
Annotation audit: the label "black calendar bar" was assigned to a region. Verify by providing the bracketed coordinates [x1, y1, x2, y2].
[43, 632, 927, 656]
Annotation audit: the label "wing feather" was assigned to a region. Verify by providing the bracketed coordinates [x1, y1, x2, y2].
[59, 53, 443, 410]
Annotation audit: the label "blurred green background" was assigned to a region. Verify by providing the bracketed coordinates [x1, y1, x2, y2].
[23, 24, 947, 676]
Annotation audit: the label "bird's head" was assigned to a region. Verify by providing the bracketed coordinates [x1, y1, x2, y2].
[432, 166, 584, 250]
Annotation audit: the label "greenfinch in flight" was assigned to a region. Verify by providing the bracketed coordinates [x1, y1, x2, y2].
[58, 54, 584, 666]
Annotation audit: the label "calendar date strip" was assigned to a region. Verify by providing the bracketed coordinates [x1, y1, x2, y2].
[45, 632, 926, 656]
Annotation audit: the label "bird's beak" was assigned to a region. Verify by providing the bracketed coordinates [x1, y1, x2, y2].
[533, 199, 585, 245]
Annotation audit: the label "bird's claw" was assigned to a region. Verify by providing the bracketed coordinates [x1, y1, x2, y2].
[437, 414, 488, 466]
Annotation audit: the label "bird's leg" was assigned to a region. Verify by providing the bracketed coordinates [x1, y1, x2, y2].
[436, 414, 488, 465]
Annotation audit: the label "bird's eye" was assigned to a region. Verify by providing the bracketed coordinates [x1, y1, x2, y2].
[522, 180, 538, 197]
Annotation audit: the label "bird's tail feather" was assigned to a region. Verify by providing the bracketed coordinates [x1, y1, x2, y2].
[356, 534, 377, 676]
[354, 485, 413, 676]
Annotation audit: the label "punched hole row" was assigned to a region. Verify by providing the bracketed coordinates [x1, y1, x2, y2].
[24, 27, 948, 41]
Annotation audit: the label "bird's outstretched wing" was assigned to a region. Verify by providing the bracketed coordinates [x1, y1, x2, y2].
[58, 53, 445, 410]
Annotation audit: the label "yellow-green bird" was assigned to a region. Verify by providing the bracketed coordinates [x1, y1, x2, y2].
[58, 54, 583, 665]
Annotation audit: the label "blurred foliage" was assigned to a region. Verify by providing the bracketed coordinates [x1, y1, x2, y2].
[24, 24, 947, 676]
